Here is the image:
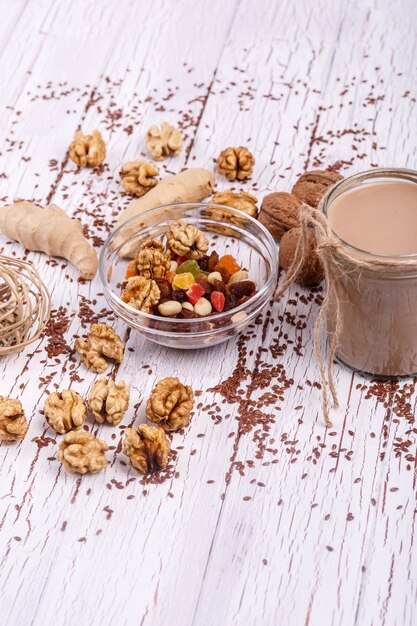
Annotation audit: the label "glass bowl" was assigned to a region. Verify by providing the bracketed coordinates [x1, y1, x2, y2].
[99, 203, 277, 349]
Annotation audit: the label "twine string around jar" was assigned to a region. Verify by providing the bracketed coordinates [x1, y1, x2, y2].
[274, 202, 417, 427]
[0, 255, 51, 355]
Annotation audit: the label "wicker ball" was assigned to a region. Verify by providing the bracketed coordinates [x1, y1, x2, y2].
[0, 255, 50, 355]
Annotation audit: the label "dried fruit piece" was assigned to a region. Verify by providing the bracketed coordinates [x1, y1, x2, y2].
[217, 147, 255, 181]
[135, 239, 170, 279]
[123, 424, 170, 474]
[195, 274, 213, 293]
[223, 293, 238, 311]
[0, 397, 28, 443]
[279, 227, 324, 286]
[167, 221, 209, 260]
[146, 377, 194, 432]
[146, 122, 183, 160]
[186, 283, 205, 304]
[211, 291, 225, 312]
[229, 280, 256, 298]
[75, 323, 125, 373]
[156, 279, 172, 302]
[172, 272, 195, 290]
[177, 259, 200, 277]
[121, 276, 161, 313]
[88, 378, 130, 426]
[292, 170, 343, 208]
[172, 289, 188, 302]
[57, 430, 108, 474]
[120, 160, 159, 196]
[218, 255, 241, 274]
[44, 390, 87, 434]
[207, 251, 219, 272]
[68, 129, 106, 167]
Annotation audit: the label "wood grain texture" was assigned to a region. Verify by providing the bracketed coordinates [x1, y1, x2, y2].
[0, 1, 416, 625]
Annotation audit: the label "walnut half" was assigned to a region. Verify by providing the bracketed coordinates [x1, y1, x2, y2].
[121, 276, 160, 312]
[217, 146, 255, 181]
[0, 397, 28, 443]
[135, 239, 170, 279]
[57, 430, 109, 474]
[123, 424, 170, 474]
[68, 129, 106, 167]
[75, 323, 125, 374]
[88, 377, 130, 426]
[146, 377, 194, 432]
[146, 122, 183, 160]
[44, 389, 87, 434]
[120, 160, 159, 196]
[166, 221, 209, 260]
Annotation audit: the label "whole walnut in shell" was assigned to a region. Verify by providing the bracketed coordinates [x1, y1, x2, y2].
[146, 377, 194, 432]
[120, 160, 159, 196]
[44, 389, 87, 434]
[211, 190, 258, 218]
[0, 397, 28, 443]
[75, 323, 125, 374]
[68, 129, 106, 167]
[259, 192, 301, 242]
[57, 430, 109, 474]
[279, 227, 323, 286]
[217, 146, 255, 181]
[123, 424, 170, 474]
[166, 221, 209, 260]
[88, 378, 130, 426]
[146, 122, 183, 160]
[121, 276, 160, 312]
[292, 170, 343, 208]
[135, 239, 170, 279]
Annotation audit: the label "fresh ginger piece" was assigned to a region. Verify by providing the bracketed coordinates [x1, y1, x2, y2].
[0, 201, 98, 279]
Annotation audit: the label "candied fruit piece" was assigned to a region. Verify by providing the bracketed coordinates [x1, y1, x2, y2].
[166, 271, 176, 284]
[211, 291, 225, 312]
[176, 255, 190, 265]
[125, 260, 138, 279]
[172, 272, 195, 290]
[218, 254, 240, 274]
[177, 259, 200, 277]
[195, 274, 213, 293]
[186, 283, 205, 304]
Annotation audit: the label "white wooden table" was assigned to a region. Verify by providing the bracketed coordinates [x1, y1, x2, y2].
[1, 1, 417, 624]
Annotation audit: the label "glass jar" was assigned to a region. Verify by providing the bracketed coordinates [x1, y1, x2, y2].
[322, 168, 417, 376]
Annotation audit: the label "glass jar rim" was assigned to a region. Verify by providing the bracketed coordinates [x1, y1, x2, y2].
[322, 167, 417, 261]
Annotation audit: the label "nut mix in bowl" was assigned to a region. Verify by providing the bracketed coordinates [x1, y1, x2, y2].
[99, 203, 277, 349]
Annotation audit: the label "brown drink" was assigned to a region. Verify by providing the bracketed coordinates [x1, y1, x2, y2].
[323, 169, 417, 376]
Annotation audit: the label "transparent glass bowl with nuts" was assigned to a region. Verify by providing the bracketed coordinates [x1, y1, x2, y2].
[99, 203, 277, 349]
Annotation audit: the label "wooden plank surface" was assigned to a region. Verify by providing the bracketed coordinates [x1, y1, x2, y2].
[0, 1, 416, 625]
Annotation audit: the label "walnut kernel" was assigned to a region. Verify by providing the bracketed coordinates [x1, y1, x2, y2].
[0, 397, 28, 443]
[135, 239, 170, 279]
[292, 170, 343, 208]
[146, 122, 183, 160]
[88, 378, 130, 426]
[57, 430, 109, 474]
[146, 377, 194, 432]
[121, 276, 160, 312]
[217, 146, 255, 181]
[120, 160, 159, 196]
[75, 323, 125, 374]
[279, 227, 324, 286]
[123, 424, 170, 474]
[68, 129, 106, 167]
[44, 389, 87, 434]
[166, 221, 209, 260]
[211, 190, 258, 217]
[259, 192, 301, 241]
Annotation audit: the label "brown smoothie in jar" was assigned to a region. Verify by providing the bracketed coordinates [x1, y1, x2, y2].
[327, 179, 417, 376]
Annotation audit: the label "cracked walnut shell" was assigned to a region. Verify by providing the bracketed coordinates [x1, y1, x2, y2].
[68, 129, 106, 167]
[166, 221, 209, 260]
[44, 389, 87, 434]
[88, 378, 130, 426]
[123, 424, 170, 474]
[146, 122, 183, 160]
[136, 239, 170, 279]
[217, 146, 255, 181]
[121, 276, 160, 312]
[211, 190, 258, 218]
[120, 160, 159, 196]
[0, 397, 28, 443]
[57, 430, 109, 474]
[292, 170, 343, 208]
[146, 377, 194, 432]
[75, 323, 125, 374]
[259, 192, 302, 242]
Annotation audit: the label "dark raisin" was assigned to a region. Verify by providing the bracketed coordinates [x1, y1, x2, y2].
[229, 280, 256, 298]
[207, 251, 219, 272]
[172, 289, 188, 302]
[198, 256, 209, 271]
[156, 279, 172, 301]
[212, 279, 226, 295]
[195, 274, 212, 293]
[223, 293, 238, 311]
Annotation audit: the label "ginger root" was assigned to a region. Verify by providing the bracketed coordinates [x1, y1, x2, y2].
[0, 201, 98, 279]
[112, 168, 216, 257]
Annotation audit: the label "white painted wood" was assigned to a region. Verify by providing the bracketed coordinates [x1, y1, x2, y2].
[0, 1, 416, 625]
